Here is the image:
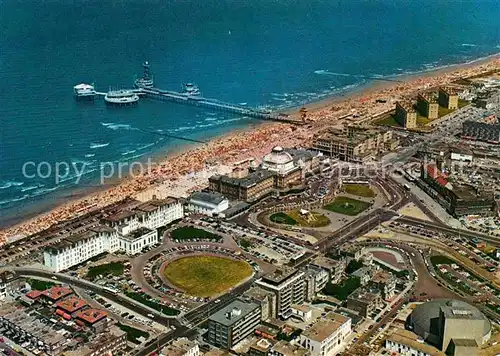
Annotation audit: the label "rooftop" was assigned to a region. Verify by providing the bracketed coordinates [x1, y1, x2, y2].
[25, 290, 42, 299]
[212, 169, 276, 188]
[439, 86, 460, 96]
[396, 101, 416, 112]
[348, 288, 380, 304]
[450, 338, 478, 347]
[121, 226, 154, 241]
[418, 92, 438, 103]
[41, 286, 73, 301]
[76, 308, 107, 324]
[103, 209, 137, 223]
[208, 299, 259, 327]
[301, 313, 349, 343]
[271, 340, 311, 356]
[387, 328, 445, 355]
[311, 256, 343, 271]
[261, 267, 301, 286]
[371, 271, 393, 284]
[56, 296, 87, 313]
[135, 197, 178, 213]
[189, 191, 227, 205]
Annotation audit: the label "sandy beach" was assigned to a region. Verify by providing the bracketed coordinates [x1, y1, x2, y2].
[1, 54, 499, 242]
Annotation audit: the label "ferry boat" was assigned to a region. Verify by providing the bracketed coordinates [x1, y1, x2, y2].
[134, 61, 154, 89]
[73, 83, 96, 100]
[104, 90, 139, 105]
[183, 83, 200, 96]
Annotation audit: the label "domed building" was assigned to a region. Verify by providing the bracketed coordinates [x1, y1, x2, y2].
[261, 146, 302, 189]
[406, 299, 491, 354]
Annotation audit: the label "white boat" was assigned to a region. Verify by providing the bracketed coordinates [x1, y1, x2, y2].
[104, 90, 139, 105]
[73, 83, 96, 100]
[134, 61, 154, 89]
[183, 83, 200, 96]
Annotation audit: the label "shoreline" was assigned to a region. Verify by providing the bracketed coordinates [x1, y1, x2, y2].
[0, 53, 499, 241]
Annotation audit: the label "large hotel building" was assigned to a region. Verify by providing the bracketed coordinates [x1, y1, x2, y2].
[311, 126, 397, 161]
[44, 198, 183, 272]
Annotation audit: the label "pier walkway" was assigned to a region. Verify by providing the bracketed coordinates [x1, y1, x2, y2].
[138, 87, 299, 123]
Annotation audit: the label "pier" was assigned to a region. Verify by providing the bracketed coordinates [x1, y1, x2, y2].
[74, 62, 302, 125]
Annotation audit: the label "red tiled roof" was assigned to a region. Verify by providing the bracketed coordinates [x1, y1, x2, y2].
[425, 164, 439, 179]
[56, 297, 87, 313]
[41, 286, 73, 301]
[76, 309, 107, 324]
[25, 290, 42, 299]
[436, 176, 448, 186]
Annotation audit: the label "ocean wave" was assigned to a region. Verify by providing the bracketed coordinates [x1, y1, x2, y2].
[0, 180, 24, 190]
[239, 102, 247, 105]
[21, 183, 44, 192]
[461, 43, 477, 47]
[30, 186, 59, 197]
[100, 122, 137, 131]
[0, 194, 29, 206]
[314, 70, 353, 77]
[90, 142, 110, 149]
[84, 153, 96, 158]
[137, 143, 155, 151]
[121, 149, 137, 156]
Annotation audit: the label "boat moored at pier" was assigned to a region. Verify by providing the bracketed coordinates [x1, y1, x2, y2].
[183, 83, 201, 97]
[73, 83, 96, 100]
[104, 90, 139, 105]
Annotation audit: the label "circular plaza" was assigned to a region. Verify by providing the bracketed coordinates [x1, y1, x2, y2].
[160, 253, 254, 298]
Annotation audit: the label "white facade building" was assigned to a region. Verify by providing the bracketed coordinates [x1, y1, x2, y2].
[187, 191, 229, 216]
[299, 313, 352, 356]
[44, 198, 183, 272]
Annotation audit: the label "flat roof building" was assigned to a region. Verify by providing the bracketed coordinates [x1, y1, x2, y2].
[438, 87, 459, 110]
[207, 300, 261, 349]
[299, 312, 352, 356]
[209, 169, 276, 202]
[417, 93, 439, 119]
[187, 191, 229, 217]
[255, 268, 306, 320]
[395, 101, 417, 129]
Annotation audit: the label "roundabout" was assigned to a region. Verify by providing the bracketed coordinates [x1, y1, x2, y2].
[161, 254, 254, 298]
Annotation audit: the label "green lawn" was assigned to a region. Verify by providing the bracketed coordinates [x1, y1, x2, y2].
[170, 226, 222, 241]
[124, 291, 180, 316]
[430, 255, 454, 266]
[286, 210, 330, 227]
[458, 99, 469, 108]
[323, 277, 361, 301]
[87, 262, 124, 280]
[343, 184, 375, 198]
[374, 114, 402, 127]
[27, 279, 55, 291]
[163, 256, 253, 297]
[323, 196, 372, 216]
[270, 212, 297, 225]
[117, 323, 149, 344]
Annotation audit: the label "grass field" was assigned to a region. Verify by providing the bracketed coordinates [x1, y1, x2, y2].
[163, 256, 253, 297]
[270, 210, 330, 227]
[87, 262, 124, 280]
[27, 279, 55, 291]
[170, 226, 222, 242]
[117, 323, 149, 344]
[323, 196, 372, 216]
[374, 114, 401, 127]
[323, 276, 361, 301]
[270, 212, 297, 225]
[343, 184, 375, 198]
